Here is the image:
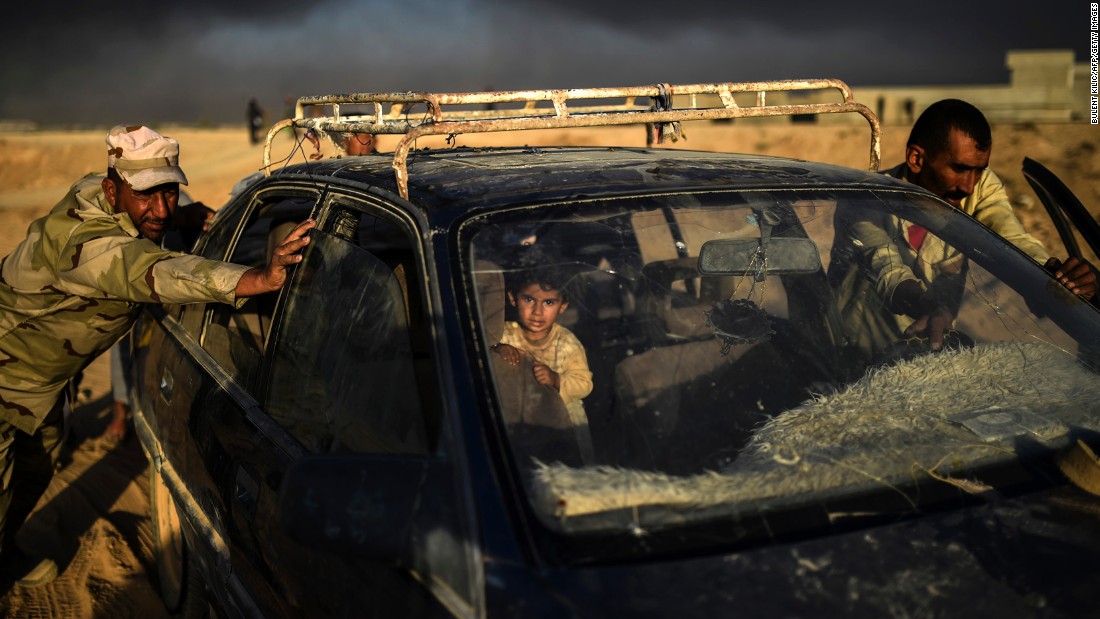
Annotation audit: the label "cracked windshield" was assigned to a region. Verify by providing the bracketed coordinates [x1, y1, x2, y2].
[468, 188, 1100, 541]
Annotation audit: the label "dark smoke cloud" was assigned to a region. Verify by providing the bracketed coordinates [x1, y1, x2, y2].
[0, 0, 1090, 126]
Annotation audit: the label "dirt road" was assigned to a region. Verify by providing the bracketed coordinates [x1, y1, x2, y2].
[0, 373, 169, 618]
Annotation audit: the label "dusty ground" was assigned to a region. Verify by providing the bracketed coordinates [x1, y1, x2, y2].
[0, 119, 1096, 617]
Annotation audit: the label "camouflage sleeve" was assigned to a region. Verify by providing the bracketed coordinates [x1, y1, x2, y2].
[971, 169, 1050, 264]
[55, 223, 249, 306]
[146, 254, 252, 305]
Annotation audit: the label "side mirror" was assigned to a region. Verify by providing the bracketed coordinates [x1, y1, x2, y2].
[277, 454, 446, 563]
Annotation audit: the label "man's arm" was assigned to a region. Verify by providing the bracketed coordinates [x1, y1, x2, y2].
[843, 214, 923, 302]
[971, 170, 1097, 300]
[970, 169, 1050, 263]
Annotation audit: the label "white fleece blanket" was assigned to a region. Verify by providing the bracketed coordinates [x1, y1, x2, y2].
[531, 342, 1100, 518]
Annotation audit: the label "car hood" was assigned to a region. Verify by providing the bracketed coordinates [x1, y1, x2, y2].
[488, 485, 1100, 617]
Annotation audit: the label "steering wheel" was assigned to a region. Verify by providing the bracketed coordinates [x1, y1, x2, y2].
[872, 329, 975, 367]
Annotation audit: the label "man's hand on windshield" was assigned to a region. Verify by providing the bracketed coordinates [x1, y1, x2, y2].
[903, 305, 955, 351]
[1045, 256, 1098, 300]
[892, 279, 955, 351]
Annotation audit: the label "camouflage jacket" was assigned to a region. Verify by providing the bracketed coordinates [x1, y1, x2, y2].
[0, 174, 250, 433]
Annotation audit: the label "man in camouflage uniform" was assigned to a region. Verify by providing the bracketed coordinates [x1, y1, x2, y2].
[0, 125, 313, 586]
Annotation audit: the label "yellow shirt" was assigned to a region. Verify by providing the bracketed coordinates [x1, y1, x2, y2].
[884, 163, 1049, 264]
[500, 321, 593, 421]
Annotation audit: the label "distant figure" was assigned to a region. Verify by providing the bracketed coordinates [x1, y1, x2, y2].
[248, 98, 265, 144]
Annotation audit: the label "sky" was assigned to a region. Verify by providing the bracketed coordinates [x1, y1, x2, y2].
[0, 0, 1091, 127]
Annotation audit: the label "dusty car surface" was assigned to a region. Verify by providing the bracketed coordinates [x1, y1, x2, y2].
[129, 81, 1100, 617]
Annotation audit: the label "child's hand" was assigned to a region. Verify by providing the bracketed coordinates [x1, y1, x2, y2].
[491, 343, 524, 366]
[532, 362, 560, 390]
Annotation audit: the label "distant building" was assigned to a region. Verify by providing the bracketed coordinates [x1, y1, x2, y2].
[680, 50, 1090, 125]
[855, 50, 1087, 124]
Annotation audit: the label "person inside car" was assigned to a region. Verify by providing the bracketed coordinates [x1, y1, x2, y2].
[829, 99, 1097, 360]
[478, 262, 585, 467]
[0, 125, 314, 587]
[493, 262, 595, 463]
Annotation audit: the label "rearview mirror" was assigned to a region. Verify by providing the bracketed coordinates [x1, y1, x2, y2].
[698, 237, 821, 276]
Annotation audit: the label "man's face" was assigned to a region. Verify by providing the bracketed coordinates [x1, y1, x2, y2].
[104, 178, 179, 242]
[907, 127, 990, 208]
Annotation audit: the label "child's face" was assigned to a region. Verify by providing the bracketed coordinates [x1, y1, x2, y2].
[509, 282, 568, 342]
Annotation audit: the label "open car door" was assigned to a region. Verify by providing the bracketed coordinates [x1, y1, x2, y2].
[1022, 157, 1100, 263]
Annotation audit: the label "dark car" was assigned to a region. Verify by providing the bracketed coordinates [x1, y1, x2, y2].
[130, 81, 1100, 618]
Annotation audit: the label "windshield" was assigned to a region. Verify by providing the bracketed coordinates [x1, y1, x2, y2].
[464, 188, 1100, 549]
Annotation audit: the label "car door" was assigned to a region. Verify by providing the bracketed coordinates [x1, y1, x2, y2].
[216, 192, 477, 617]
[140, 184, 318, 617]
[1022, 157, 1100, 268]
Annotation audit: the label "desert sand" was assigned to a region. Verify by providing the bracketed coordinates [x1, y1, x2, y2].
[0, 119, 1096, 617]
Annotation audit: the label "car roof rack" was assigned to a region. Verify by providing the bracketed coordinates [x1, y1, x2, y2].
[262, 79, 881, 200]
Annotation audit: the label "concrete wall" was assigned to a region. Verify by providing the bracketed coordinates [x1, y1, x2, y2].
[676, 50, 1090, 126]
[852, 50, 1083, 124]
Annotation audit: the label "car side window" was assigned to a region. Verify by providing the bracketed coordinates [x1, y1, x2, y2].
[265, 205, 438, 454]
[200, 197, 313, 385]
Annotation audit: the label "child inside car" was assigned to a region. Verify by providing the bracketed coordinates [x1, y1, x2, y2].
[493, 264, 595, 462]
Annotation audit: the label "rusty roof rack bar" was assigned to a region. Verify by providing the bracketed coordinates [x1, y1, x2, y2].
[263, 79, 881, 200]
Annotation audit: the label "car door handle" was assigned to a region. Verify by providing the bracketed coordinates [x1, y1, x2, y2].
[159, 370, 174, 403]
